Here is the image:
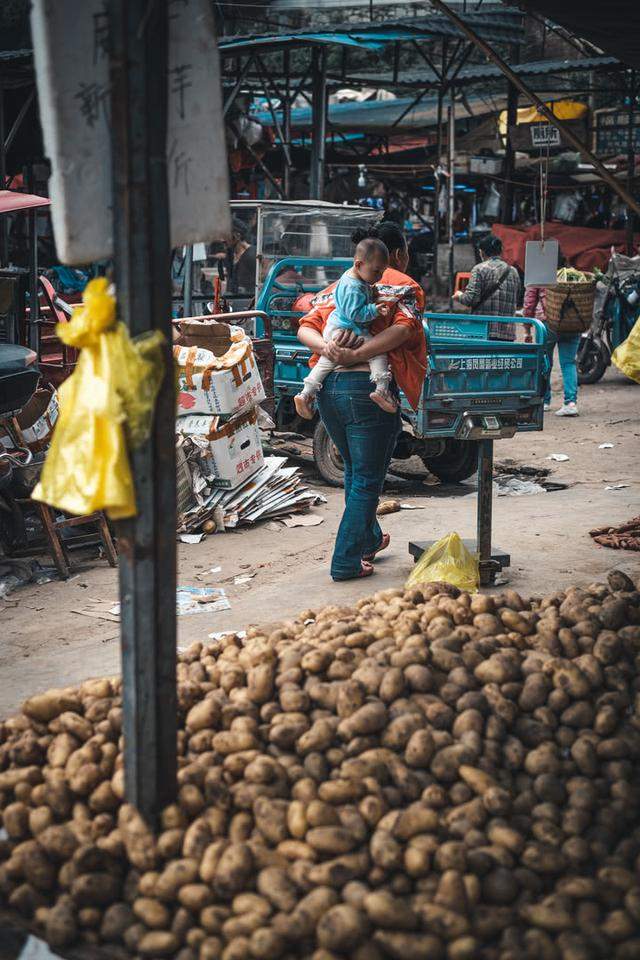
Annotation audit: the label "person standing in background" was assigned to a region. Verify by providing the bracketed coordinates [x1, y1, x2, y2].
[523, 284, 580, 417]
[453, 234, 520, 341]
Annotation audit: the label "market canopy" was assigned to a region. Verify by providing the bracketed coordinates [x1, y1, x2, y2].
[0, 189, 50, 214]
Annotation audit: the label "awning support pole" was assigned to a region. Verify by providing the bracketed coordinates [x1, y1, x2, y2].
[310, 47, 327, 199]
[627, 69, 636, 254]
[447, 93, 455, 300]
[501, 80, 518, 225]
[109, 0, 177, 827]
[428, 0, 640, 219]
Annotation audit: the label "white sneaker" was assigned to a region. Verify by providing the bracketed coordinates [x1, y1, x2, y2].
[555, 402, 578, 417]
[543, 402, 551, 412]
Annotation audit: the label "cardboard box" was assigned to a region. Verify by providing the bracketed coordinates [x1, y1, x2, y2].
[176, 407, 264, 489]
[174, 322, 265, 417]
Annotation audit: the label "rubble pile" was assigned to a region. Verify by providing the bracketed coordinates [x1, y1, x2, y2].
[2, 571, 640, 958]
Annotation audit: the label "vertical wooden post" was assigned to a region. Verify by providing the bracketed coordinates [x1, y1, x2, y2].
[476, 439, 494, 588]
[109, 0, 177, 826]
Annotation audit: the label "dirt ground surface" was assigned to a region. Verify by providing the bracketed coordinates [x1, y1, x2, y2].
[2, 365, 639, 718]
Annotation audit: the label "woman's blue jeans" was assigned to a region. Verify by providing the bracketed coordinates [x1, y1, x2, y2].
[317, 372, 401, 580]
[545, 331, 580, 404]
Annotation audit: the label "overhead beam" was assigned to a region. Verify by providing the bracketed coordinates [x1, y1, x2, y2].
[428, 0, 640, 218]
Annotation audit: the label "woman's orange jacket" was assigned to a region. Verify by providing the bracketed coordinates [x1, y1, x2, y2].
[297, 267, 427, 410]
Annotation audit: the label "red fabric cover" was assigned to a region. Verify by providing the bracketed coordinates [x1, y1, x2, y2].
[493, 223, 640, 274]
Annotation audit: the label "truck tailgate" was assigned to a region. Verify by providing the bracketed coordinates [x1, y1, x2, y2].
[416, 313, 548, 439]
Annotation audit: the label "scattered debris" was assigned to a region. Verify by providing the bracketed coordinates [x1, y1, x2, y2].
[279, 513, 324, 528]
[590, 516, 640, 551]
[233, 575, 255, 585]
[377, 499, 401, 516]
[400, 503, 427, 510]
[547, 453, 570, 462]
[71, 606, 120, 624]
[605, 483, 629, 491]
[599, 443, 615, 449]
[176, 586, 230, 616]
[179, 533, 205, 544]
[496, 477, 547, 497]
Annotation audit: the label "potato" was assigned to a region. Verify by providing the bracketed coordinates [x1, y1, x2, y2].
[373, 931, 445, 960]
[316, 904, 370, 952]
[138, 930, 180, 956]
[44, 898, 77, 948]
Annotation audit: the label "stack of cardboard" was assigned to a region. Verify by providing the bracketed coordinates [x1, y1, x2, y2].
[173, 320, 326, 535]
[176, 455, 326, 534]
[174, 320, 266, 490]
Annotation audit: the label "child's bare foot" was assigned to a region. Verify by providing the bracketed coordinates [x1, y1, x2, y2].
[370, 390, 397, 413]
[294, 393, 315, 420]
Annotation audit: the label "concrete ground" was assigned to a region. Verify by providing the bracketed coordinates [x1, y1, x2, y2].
[1, 365, 639, 718]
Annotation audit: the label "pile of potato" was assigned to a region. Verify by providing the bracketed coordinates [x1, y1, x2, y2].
[2, 569, 640, 960]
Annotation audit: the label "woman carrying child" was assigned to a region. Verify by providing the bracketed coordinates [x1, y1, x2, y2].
[297, 222, 427, 581]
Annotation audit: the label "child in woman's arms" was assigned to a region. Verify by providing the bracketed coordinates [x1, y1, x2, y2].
[294, 238, 396, 419]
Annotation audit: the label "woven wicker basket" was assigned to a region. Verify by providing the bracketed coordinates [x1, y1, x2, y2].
[545, 280, 596, 334]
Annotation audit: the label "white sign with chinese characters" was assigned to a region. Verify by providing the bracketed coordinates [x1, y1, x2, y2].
[530, 124, 561, 148]
[30, 0, 230, 264]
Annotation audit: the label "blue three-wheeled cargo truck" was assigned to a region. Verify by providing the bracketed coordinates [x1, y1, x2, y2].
[223, 202, 549, 585]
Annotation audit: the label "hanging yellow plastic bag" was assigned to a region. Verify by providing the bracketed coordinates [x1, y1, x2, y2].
[611, 315, 640, 384]
[32, 278, 165, 519]
[405, 532, 479, 593]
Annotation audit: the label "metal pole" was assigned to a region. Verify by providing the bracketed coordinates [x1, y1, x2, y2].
[627, 69, 636, 255]
[0, 85, 7, 264]
[183, 245, 193, 317]
[309, 47, 327, 199]
[476, 439, 494, 587]
[447, 95, 455, 303]
[502, 81, 518, 225]
[283, 50, 292, 199]
[109, 0, 177, 825]
[428, 0, 640, 219]
[432, 86, 443, 293]
[28, 208, 39, 353]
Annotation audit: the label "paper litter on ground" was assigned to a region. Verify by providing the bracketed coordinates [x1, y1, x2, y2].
[176, 586, 230, 616]
[599, 443, 615, 449]
[177, 455, 326, 534]
[605, 483, 629, 491]
[547, 453, 570, 462]
[179, 533, 205, 544]
[279, 513, 324, 528]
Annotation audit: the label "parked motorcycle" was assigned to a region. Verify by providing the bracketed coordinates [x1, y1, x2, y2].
[0, 344, 40, 559]
[578, 253, 640, 384]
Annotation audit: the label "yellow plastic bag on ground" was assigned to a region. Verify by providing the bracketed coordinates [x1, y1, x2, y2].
[611, 316, 640, 384]
[405, 532, 479, 593]
[32, 278, 165, 520]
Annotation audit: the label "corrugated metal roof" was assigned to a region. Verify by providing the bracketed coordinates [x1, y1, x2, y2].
[344, 54, 621, 90]
[254, 90, 511, 133]
[0, 49, 31, 62]
[219, 10, 524, 57]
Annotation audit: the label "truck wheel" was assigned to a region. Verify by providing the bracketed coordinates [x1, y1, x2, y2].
[578, 341, 607, 384]
[312, 421, 344, 487]
[424, 439, 478, 483]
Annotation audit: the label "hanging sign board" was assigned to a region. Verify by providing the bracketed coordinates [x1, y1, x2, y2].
[530, 124, 561, 148]
[30, 0, 230, 265]
[524, 239, 559, 288]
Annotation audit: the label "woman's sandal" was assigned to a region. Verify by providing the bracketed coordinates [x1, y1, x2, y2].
[363, 533, 390, 563]
[333, 560, 374, 582]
